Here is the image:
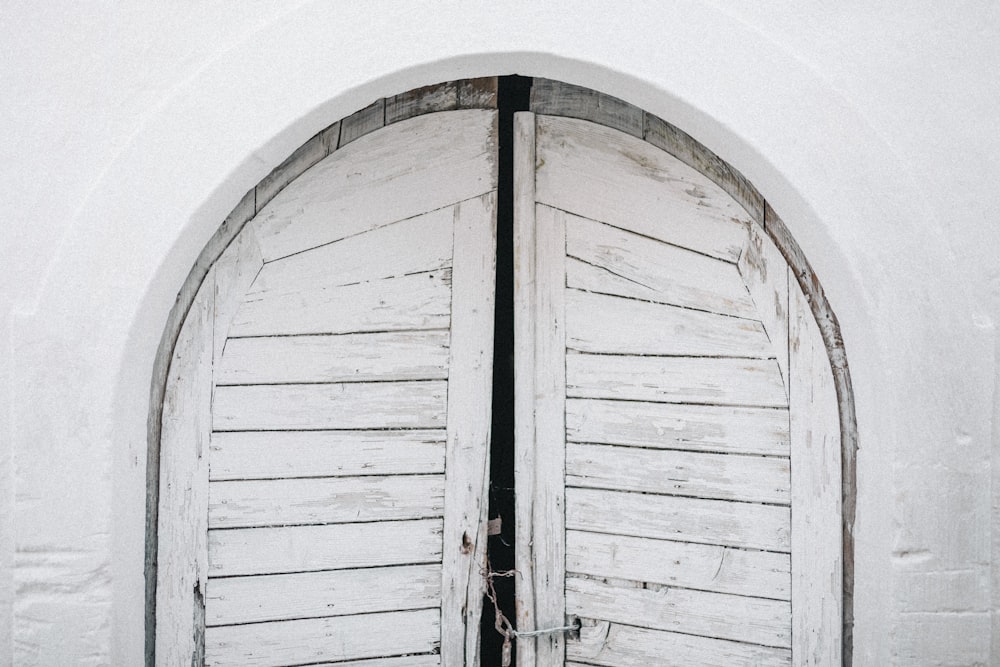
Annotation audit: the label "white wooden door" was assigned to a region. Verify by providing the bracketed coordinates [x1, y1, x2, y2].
[157, 109, 498, 666]
[513, 113, 842, 666]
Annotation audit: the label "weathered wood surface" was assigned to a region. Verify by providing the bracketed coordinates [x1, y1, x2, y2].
[790, 275, 843, 666]
[212, 380, 447, 431]
[338, 98, 386, 147]
[566, 531, 790, 600]
[255, 122, 340, 209]
[568, 621, 791, 666]
[205, 564, 441, 626]
[565, 289, 772, 357]
[567, 353, 787, 407]
[303, 656, 441, 667]
[567, 488, 790, 552]
[566, 576, 791, 648]
[535, 115, 751, 262]
[566, 442, 790, 505]
[216, 330, 450, 385]
[208, 429, 446, 481]
[565, 211, 756, 318]
[208, 474, 445, 528]
[387, 82, 459, 124]
[204, 608, 440, 666]
[531, 78, 643, 137]
[252, 110, 497, 261]
[739, 221, 791, 390]
[208, 519, 443, 577]
[566, 398, 790, 456]
[438, 192, 497, 666]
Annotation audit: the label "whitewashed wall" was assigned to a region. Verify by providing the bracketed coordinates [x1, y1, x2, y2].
[1, 2, 998, 664]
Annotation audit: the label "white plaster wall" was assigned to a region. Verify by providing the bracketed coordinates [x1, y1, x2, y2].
[1, 2, 997, 664]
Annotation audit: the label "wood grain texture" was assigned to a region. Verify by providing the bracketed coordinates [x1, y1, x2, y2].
[739, 221, 791, 391]
[567, 488, 790, 552]
[535, 115, 751, 262]
[566, 530, 790, 600]
[208, 519, 443, 577]
[208, 474, 445, 528]
[386, 82, 459, 124]
[565, 442, 790, 505]
[204, 608, 440, 666]
[566, 398, 790, 456]
[300, 656, 441, 667]
[565, 212, 757, 318]
[205, 564, 441, 626]
[568, 621, 791, 666]
[255, 122, 339, 210]
[565, 289, 773, 358]
[252, 110, 497, 261]
[530, 78, 643, 137]
[212, 380, 447, 431]
[339, 98, 386, 147]
[208, 430, 446, 481]
[566, 576, 791, 648]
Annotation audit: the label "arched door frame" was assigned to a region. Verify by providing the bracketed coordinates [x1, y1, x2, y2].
[145, 76, 857, 665]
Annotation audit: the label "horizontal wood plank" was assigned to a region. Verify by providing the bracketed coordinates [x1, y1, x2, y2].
[566, 443, 790, 505]
[566, 576, 791, 648]
[565, 213, 756, 318]
[568, 620, 791, 667]
[209, 430, 445, 481]
[208, 475, 445, 528]
[566, 289, 772, 357]
[206, 564, 441, 626]
[566, 398, 790, 456]
[738, 222, 791, 390]
[567, 353, 787, 407]
[208, 519, 443, 577]
[212, 380, 447, 431]
[567, 488, 790, 552]
[306, 656, 441, 667]
[566, 530, 790, 600]
[204, 608, 440, 666]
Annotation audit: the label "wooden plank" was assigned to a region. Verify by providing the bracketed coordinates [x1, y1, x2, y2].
[305, 656, 441, 667]
[439, 191, 497, 666]
[216, 330, 450, 385]
[566, 443, 790, 505]
[565, 212, 756, 318]
[386, 82, 459, 124]
[206, 564, 441, 626]
[252, 110, 497, 261]
[566, 576, 791, 648]
[209, 430, 446, 481]
[566, 488, 790, 553]
[739, 222, 790, 391]
[228, 268, 453, 338]
[212, 380, 447, 431]
[530, 78, 643, 137]
[789, 275, 843, 666]
[255, 122, 339, 210]
[566, 531, 790, 601]
[566, 399, 790, 457]
[568, 621, 791, 667]
[339, 98, 386, 147]
[535, 115, 751, 262]
[208, 474, 445, 528]
[567, 353, 787, 407]
[208, 519, 443, 577]
[457, 77, 498, 109]
[565, 289, 773, 357]
[204, 608, 439, 667]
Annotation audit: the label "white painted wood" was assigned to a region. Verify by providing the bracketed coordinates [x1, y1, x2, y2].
[739, 222, 791, 390]
[566, 576, 791, 648]
[208, 519, 443, 577]
[566, 531, 790, 600]
[565, 442, 790, 505]
[305, 657, 441, 667]
[568, 621, 791, 666]
[566, 398, 790, 456]
[566, 488, 790, 552]
[228, 267, 452, 338]
[534, 115, 751, 262]
[439, 191, 496, 666]
[208, 429, 446, 481]
[790, 273, 843, 666]
[208, 474, 445, 528]
[565, 211, 757, 318]
[206, 564, 441, 626]
[216, 330, 450, 385]
[204, 608, 440, 666]
[252, 109, 498, 261]
[565, 289, 773, 357]
[567, 353, 787, 407]
[211, 380, 447, 431]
